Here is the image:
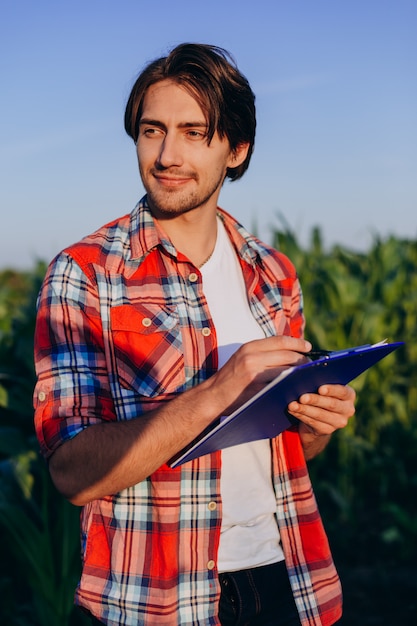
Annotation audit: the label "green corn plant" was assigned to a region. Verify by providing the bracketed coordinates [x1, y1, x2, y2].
[0, 448, 82, 626]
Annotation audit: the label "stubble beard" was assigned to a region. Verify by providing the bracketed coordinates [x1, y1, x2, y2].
[144, 168, 225, 219]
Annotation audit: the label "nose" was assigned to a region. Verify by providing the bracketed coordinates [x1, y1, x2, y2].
[156, 133, 184, 169]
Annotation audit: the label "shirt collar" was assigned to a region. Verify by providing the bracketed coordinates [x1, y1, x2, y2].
[128, 195, 262, 267]
[129, 196, 177, 262]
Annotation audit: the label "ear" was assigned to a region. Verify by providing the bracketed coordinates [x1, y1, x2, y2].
[227, 142, 250, 169]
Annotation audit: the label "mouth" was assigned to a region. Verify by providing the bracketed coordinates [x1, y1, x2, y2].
[152, 171, 196, 188]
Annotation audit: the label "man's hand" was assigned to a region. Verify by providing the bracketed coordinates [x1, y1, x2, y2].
[287, 384, 356, 460]
[207, 335, 313, 416]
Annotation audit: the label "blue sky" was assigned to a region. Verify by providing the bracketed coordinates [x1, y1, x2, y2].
[1, 0, 416, 269]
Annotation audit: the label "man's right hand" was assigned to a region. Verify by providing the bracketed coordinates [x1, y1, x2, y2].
[206, 335, 312, 416]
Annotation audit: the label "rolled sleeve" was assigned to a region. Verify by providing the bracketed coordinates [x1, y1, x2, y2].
[33, 253, 116, 459]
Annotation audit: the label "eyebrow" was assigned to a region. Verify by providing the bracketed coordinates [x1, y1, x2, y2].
[139, 118, 208, 130]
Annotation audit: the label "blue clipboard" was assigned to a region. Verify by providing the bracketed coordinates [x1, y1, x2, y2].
[169, 341, 404, 467]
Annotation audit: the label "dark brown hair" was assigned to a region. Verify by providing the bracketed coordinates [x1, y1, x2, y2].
[124, 43, 256, 181]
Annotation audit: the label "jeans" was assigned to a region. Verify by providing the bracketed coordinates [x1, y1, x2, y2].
[218, 560, 302, 626]
[87, 561, 301, 625]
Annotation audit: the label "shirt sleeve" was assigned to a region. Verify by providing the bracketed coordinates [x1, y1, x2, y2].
[33, 252, 116, 459]
[289, 274, 305, 339]
[267, 249, 305, 339]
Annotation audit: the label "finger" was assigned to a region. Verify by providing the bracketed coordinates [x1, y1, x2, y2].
[317, 384, 356, 401]
[288, 402, 350, 433]
[235, 339, 311, 374]
[250, 335, 312, 355]
[287, 404, 339, 435]
[297, 392, 353, 414]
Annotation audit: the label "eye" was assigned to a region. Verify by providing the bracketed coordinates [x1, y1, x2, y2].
[186, 129, 207, 140]
[142, 127, 164, 138]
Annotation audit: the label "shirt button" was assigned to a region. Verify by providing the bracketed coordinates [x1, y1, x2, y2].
[142, 317, 152, 328]
[202, 327, 211, 337]
[189, 272, 198, 283]
[207, 560, 216, 570]
[208, 501, 217, 511]
[38, 391, 46, 402]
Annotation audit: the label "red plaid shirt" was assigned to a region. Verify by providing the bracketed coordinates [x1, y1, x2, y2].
[34, 197, 342, 625]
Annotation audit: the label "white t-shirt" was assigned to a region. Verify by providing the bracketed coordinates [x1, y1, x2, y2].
[200, 218, 285, 572]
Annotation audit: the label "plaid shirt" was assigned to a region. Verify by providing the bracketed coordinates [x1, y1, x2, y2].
[34, 197, 342, 625]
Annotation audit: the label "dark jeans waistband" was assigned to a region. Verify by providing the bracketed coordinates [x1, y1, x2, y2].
[219, 560, 301, 626]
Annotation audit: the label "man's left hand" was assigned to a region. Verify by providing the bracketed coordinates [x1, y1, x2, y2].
[287, 384, 356, 460]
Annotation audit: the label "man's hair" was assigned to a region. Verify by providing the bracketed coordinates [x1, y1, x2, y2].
[124, 43, 256, 181]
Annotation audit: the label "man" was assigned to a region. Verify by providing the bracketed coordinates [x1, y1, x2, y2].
[34, 43, 355, 625]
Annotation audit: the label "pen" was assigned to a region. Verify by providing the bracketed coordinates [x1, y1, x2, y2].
[307, 350, 332, 359]
[305, 341, 384, 359]
[296, 349, 332, 360]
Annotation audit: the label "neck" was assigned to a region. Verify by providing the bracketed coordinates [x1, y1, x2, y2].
[154, 208, 218, 268]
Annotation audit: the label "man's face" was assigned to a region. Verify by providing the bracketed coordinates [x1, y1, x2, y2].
[136, 80, 247, 219]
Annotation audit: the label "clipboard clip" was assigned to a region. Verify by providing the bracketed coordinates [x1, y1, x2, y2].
[306, 339, 389, 361]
